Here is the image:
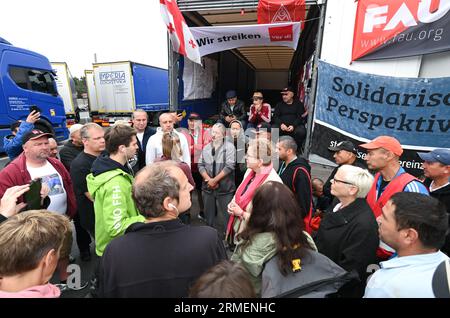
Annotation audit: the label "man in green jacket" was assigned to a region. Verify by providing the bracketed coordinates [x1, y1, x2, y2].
[87, 124, 145, 256]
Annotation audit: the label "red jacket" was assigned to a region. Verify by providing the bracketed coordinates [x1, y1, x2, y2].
[0, 153, 77, 218]
[182, 128, 212, 172]
[249, 103, 271, 125]
[366, 172, 417, 218]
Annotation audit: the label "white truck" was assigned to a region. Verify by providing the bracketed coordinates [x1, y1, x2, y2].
[51, 62, 78, 126]
[86, 61, 168, 126]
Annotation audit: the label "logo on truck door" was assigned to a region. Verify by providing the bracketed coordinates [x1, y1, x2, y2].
[99, 71, 126, 85]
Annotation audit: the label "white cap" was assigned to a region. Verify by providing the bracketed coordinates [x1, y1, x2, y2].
[69, 124, 84, 136]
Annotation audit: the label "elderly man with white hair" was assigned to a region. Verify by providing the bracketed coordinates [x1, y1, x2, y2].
[145, 112, 190, 166]
[59, 124, 84, 171]
[315, 165, 379, 297]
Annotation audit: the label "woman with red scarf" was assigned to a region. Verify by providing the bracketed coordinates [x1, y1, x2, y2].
[226, 138, 283, 246]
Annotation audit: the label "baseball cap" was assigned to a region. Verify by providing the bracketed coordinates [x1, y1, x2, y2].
[69, 124, 83, 136]
[225, 90, 237, 99]
[188, 112, 201, 120]
[328, 141, 357, 154]
[359, 136, 403, 157]
[22, 129, 53, 144]
[280, 86, 294, 94]
[418, 149, 450, 165]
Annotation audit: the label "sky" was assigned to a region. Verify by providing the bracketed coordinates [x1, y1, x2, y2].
[0, 0, 168, 77]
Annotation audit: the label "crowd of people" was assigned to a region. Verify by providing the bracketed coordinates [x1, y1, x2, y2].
[0, 87, 449, 299]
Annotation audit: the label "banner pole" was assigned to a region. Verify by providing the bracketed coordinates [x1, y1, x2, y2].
[304, 0, 327, 158]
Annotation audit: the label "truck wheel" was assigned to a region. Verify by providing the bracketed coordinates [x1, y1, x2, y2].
[34, 120, 55, 137]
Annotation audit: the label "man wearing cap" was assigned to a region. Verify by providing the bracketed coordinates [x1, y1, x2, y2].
[323, 141, 366, 210]
[131, 109, 156, 171]
[248, 92, 271, 129]
[418, 149, 450, 255]
[59, 124, 84, 171]
[0, 129, 80, 289]
[273, 87, 307, 150]
[361, 136, 428, 260]
[218, 90, 247, 128]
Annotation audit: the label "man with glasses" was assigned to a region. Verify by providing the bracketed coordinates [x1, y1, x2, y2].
[218, 90, 247, 128]
[360, 136, 428, 261]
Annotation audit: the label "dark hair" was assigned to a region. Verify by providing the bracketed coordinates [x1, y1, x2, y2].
[189, 260, 256, 298]
[237, 182, 313, 276]
[10, 121, 21, 133]
[390, 192, 448, 249]
[104, 124, 137, 154]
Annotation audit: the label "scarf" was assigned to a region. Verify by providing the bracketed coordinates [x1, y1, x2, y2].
[226, 164, 273, 242]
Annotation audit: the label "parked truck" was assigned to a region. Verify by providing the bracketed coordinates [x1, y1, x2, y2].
[87, 61, 169, 126]
[173, 0, 449, 176]
[51, 62, 78, 126]
[0, 37, 68, 153]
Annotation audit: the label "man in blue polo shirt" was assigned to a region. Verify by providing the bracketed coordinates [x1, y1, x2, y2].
[364, 192, 449, 298]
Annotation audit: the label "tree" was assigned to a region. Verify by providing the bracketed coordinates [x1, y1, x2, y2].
[73, 76, 87, 98]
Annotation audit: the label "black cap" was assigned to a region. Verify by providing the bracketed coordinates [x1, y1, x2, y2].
[280, 86, 294, 94]
[225, 90, 237, 99]
[188, 112, 201, 120]
[328, 141, 357, 154]
[22, 129, 53, 144]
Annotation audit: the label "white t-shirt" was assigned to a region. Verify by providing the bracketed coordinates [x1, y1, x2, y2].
[27, 161, 67, 215]
[136, 132, 144, 145]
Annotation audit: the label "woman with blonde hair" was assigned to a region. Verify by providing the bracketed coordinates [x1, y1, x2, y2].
[226, 137, 283, 245]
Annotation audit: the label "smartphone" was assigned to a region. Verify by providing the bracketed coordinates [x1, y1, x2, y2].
[176, 110, 187, 118]
[24, 178, 42, 210]
[30, 105, 41, 114]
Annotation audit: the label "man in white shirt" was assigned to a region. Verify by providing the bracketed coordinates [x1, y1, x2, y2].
[364, 192, 449, 298]
[131, 109, 155, 171]
[145, 112, 190, 166]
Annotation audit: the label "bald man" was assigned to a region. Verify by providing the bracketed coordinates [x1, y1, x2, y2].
[145, 112, 190, 166]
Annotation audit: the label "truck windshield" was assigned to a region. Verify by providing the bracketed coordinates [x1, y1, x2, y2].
[9, 66, 58, 96]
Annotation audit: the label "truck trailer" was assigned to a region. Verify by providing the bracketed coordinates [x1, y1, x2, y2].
[88, 61, 169, 126]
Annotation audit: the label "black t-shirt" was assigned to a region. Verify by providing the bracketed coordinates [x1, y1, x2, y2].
[70, 152, 97, 232]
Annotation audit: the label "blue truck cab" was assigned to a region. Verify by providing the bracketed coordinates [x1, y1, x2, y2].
[0, 38, 68, 153]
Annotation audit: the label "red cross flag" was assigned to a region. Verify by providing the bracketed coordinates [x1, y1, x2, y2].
[160, 0, 201, 64]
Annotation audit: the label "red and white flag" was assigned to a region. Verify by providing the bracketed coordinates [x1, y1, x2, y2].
[160, 0, 201, 64]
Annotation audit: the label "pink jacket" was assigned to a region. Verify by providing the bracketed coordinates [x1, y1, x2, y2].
[0, 283, 60, 298]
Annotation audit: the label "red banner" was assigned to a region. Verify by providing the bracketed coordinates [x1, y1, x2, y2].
[352, 0, 449, 61]
[257, 0, 306, 28]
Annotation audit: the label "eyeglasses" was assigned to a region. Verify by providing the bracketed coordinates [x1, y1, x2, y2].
[252, 97, 263, 101]
[330, 178, 354, 186]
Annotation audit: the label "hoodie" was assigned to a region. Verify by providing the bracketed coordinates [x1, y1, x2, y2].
[86, 154, 145, 256]
[0, 283, 60, 298]
[278, 157, 312, 219]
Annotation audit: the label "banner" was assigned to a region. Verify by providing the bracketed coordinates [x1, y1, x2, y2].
[312, 61, 450, 175]
[190, 22, 301, 57]
[160, 0, 201, 64]
[257, 0, 306, 28]
[352, 0, 450, 61]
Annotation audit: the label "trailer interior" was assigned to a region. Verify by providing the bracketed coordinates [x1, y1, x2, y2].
[174, 0, 324, 124]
